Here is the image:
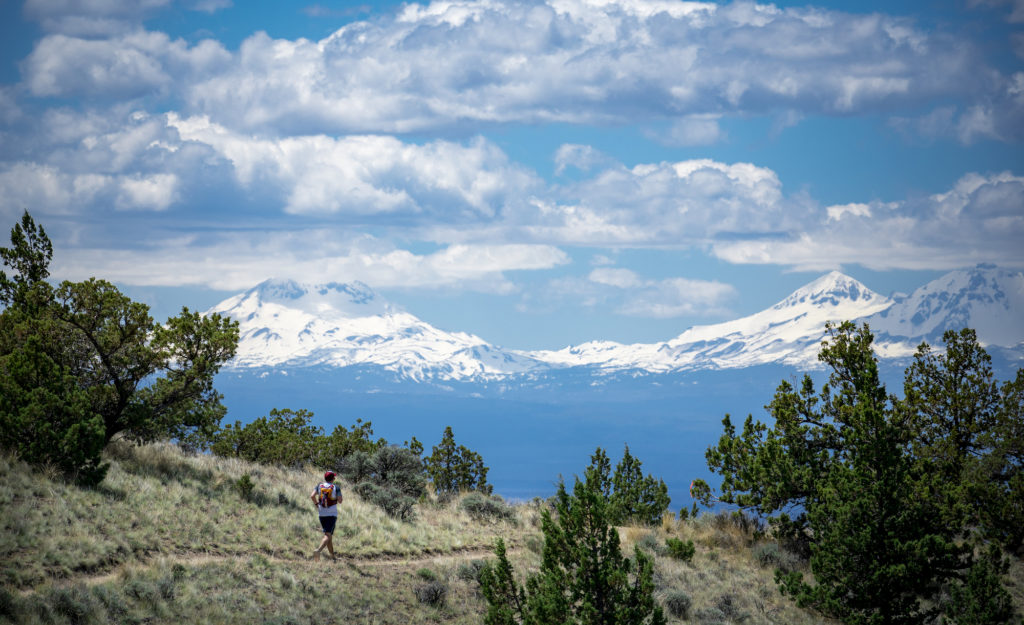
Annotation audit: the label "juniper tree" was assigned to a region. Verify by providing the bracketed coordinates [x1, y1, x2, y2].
[316, 418, 388, 467]
[211, 408, 322, 467]
[480, 464, 666, 625]
[775, 325, 964, 623]
[0, 212, 238, 484]
[585, 446, 670, 526]
[609, 445, 670, 526]
[904, 329, 1024, 555]
[983, 369, 1024, 554]
[696, 322, 983, 625]
[425, 425, 492, 496]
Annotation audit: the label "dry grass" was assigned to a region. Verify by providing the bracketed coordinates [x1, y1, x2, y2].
[0, 442, 533, 591]
[2, 444, 1021, 625]
[620, 512, 837, 625]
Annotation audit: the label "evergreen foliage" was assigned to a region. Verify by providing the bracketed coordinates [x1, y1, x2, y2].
[425, 425, 492, 496]
[210, 410, 386, 469]
[479, 467, 666, 625]
[212, 408, 322, 467]
[0, 212, 238, 485]
[664, 537, 695, 562]
[946, 546, 1017, 625]
[695, 321, 1021, 625]
[587, 446, 670, 526]
[316, 418, 388, 468]
[904, 329, 1024, 555]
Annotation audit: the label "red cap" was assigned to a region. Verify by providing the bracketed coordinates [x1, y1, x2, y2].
[324, 471, 336, 481]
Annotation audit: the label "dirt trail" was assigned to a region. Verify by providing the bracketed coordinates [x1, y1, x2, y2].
[26, 547, 500, 593]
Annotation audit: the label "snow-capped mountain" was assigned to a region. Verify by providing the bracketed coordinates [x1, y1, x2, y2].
[209, 266, 1024, 382]
[527, 271, 896, 371]
[867, 264, 1024, 348]
[209, 279, 544, 380]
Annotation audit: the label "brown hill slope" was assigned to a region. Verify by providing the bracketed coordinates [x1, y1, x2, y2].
[2, 442, 1018, 624]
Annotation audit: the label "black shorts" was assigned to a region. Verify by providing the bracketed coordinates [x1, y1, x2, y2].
[319, 515, 337, 535]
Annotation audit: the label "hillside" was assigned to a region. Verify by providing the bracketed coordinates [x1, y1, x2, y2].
[0, 441, 973, 625]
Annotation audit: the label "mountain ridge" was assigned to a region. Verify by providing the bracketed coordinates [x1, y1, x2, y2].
[207, 265, 1024, 381]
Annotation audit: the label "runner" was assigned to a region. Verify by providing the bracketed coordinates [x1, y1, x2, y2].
[311, 470, 342, 561]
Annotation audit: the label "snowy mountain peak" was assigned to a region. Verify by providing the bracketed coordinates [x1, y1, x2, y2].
[207, 278, 544, 379]
[210, 266, 1023, 381]
[775, 271, 885, 311]
[868, 264, 1024, 346]
[217, 278, 391, 321]
[530, 272, 895, 372]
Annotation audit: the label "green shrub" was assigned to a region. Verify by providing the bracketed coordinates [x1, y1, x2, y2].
[416, 568, 437, 581]
[0, 587, 14, 620]
[20, 593, 54, 624]
[91, 586, 128, 620]
[211, 409, 320, 467]
[635, 532, 663, 556]
[459, 492, 515, 522]
[350, 446, 425, 520]
[663, 589, 692, 619]
[52, 584, 101, 624]
[480, 472, 664, 625]
[414, 581, 448, 607]
[752, 542, 800, 572]
[456, 560, 486, 583]
[123, 579, 159, 604]
[524, 534, 544, 555]
[665, 537, 695, 562]
[753, 542, 780, 566]
[587, 446, 671, 526]
[157, 575, 177, 600]
[694, 606, 726, 624]
[356, 481, 416, 521]
[235, 474, 254, 500]
[171, 563, 187, 582]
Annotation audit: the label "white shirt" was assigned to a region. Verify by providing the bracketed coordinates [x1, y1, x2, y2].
[315, 482, 341, 516]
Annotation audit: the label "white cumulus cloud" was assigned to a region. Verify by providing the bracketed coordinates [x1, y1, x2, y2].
[50, 232, 569, 292]
[15, 0, 1018, 139]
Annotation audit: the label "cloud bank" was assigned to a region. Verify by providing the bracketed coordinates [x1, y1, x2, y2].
[16, 0, 1023, 141]
[3, 107, 1019, 286]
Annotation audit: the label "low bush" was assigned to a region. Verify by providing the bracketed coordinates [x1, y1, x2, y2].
[235, 474, 254, 500]
[414, 581, 448, 607]
[416, 568, 437, 581]
[0, 587, 14, 620]
[665, 537, 695, 562]
[525, 534, 544, 555]
[124, 579, 159, 603]
[52, 584, 101, 625]
[456, 560, 486, 582]
[459, 492, 515, 523]
[92, 585, 128, 620]
[356, 481, 415, 521]
[350, 446, 426, 520]
[714, 593, 747, 622]
[752, 542, 801, 572]
[635, 532, 664, 556]
[663, 589, 692, 620]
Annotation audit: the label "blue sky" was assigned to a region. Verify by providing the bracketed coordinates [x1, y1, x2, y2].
[0, 0, 1022, 349]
